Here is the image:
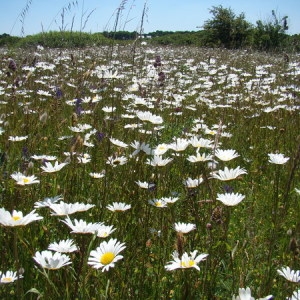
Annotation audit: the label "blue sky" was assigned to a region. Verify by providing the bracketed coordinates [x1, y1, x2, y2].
[1, 0, 299, 36]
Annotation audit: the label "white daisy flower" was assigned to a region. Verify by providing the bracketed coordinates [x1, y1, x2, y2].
[165, 250, 208, 271]
[204, 128, 217, 135]
[130, 141, 152, 156]
[124, 123, 142, 129]
[232, 287, 273, 300]
[69, 123, 92, 132]
[88, 238, 126, 272]
[211, 166, 247, 181]
[287, 289, 300, 300]
[0, 270, 23, 284]
[153, 143, 169, 155]
[48, 239, 78, 253]
[215, 149, 239, 161]
[146, 155, 173, 166]
[174, 222, 196, 233]
[34, 195, 63, 208]
[102, 106, 116, 113]
[161, 197, 179, 204]
[33, 250, 71, 269]
[216, 192, 245, 206]
[168, 138, 190, 152]
[8, 135, 28, 141]
[135, 180, 155, 189]
[109, 137, 128, 148]
[96, 225, 116, 238]
[77, 153, 91, 164]
[187, 152, 213, 163]
[189, 136, 213, 149]
[106, 202, 131, 212]
[148, 199, 168, 208]
[31, 155, 57, 161]
[268, 153, 289, 165]
[49, 201, 95, 216]
[277, 266, 300, 283]
[183, 177, 203, 188]
[61, 217, 104, 234]
[89, 172, 105, 179]
[11, 172, 40, 185]
[136, 111, 163, 124]
[106, 155, 128, 167]
[0, 208, 43, 226]
[41, 161, 68, 173]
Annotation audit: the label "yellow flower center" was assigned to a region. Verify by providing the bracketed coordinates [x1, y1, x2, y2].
[1, 277, 13, 283]
[12, 216, 21, 221]
[100, 252, 115, 265]
[181, 260, 195, 268]
[155, 201, 162, 207]
[23, 178, 30, 184]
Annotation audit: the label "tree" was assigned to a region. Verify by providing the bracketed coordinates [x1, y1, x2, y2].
[203, 6, 252, 48]
[253, 10, 289, 50]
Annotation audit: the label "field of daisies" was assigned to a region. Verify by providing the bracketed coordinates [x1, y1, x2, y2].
[0, 43, 299, 299]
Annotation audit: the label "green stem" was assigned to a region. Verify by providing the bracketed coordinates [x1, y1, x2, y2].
[265, 165, 281, 292]
[14, 228, 22, 298]
[282, 140, 300, 215]
[39, 268, 60, 297]
[74, 234, 96, 298]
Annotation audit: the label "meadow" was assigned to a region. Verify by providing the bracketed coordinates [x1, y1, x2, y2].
[0, 43, 299, 299]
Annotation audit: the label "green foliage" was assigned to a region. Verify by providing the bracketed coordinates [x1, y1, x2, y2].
[203, 6, 252, 49]
[0, 45, 299, 299]
[0, 5, 299, 52]
[103, 30, 138, 40]
[15, 31, 109, 48]
[147, 30, 176, 37]
[0, 34, 21, 47]
[151, 31, 202, 46]
[253, 10, 289, 51]
[288, 34, 300, 52]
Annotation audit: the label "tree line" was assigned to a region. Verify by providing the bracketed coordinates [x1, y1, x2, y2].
[149, 6, 299, 52]
[1, 6, 299, 51]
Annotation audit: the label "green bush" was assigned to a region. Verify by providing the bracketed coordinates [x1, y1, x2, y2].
[0, 34, 21, 47]
[15, 31, 109, 48]
[151, 31, 203, 46]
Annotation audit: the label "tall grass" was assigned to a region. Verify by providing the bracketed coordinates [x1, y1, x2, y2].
[0, 43, 299, 300]
[19, 0, 33, 37]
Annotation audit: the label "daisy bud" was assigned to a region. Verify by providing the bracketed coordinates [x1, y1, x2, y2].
[72, 113, 78, 125]
[206, 223, 212, 230]
[39, 112, 48, 123]
[27, 161, 34, 169]
[18, 268, 25, 275]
